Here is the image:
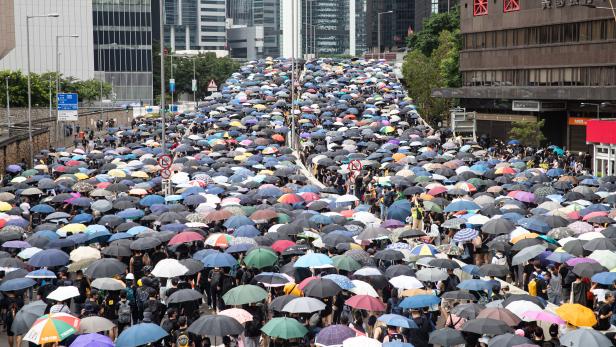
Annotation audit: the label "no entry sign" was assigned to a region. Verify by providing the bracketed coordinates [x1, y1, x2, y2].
[348, 160, 363, 173]
[161, 169, 171, 179]
[158, 155, 173, 169]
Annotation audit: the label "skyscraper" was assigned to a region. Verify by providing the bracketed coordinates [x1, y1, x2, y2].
[227, 0, 280, 59]
[366, 0, 415, 53]
[93, 0, 153, 103]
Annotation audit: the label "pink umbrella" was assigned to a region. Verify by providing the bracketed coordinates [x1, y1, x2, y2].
[582, 211, 608, 221]
[168, 231, 204, 245]
[565, 257, 598, 266]
[508, 191, 535, 203]
[521, 310, 565, 325]
[219, 308, 253, 324]
[569, 221, 594, 234]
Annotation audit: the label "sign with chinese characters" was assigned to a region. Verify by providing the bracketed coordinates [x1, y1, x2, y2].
[542, 0, 593, 9]
[512, 100, 540, 112]
[57, 93, 78, 122]
[568, 117, 591, 126]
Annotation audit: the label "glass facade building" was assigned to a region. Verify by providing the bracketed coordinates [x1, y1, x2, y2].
[366, 0, 415, 52]
[93, 0, 153, 103]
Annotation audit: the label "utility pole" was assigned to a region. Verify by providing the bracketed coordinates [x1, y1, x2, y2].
[159, 0, 166, 155]
[5, 76, 9, 135]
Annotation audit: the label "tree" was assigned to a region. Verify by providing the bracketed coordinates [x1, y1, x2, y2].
[407, 7, 460, 56]
[508, 120, 547, 147]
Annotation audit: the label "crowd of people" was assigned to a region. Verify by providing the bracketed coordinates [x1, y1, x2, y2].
[0, 58, 612, 347]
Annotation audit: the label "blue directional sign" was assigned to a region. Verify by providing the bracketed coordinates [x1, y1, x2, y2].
[169, 78, 175, 93]
[57, 93, 79, 121]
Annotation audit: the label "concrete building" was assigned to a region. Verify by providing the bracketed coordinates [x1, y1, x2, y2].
[433, 0, 616, 152]
[93, 0, 154, 104]
[227, 25, 264, 60]
[0, 0, 95, 81]
[0, 0, 15, 60]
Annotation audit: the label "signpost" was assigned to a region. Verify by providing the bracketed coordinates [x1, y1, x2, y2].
[57, 93, 78, 122]
[347, 160, 363, 181]
[161, 169, 171, 179]
[169, 78, 175, 93]
[192, 79, 197, 92]
[207, 80, 218, 92]
[158, 154, 172, 169]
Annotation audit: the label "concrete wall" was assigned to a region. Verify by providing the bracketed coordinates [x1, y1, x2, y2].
[0, 128, 49, 175]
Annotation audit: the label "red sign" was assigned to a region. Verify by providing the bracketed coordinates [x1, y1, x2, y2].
[586, 119, 616, 145]
[161, 169, 171, 179]
[348, 160, 363, 173]
[158, 155, 173, 169]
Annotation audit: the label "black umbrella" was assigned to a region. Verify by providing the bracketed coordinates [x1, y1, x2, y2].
[384, 264, 415, 278]
[481, 218, 515, 235]
[270, 295, 298, 312]
[429, 327, 466, 347]
[562, 239, 586, 257]
[187, 315, 244, 336]
[167, 289, 203, 304]
[461, 318, 513, 335]
[373, 249, 404, 261]
[303, 278, 342, 298]
[583, 237, 616, 251]
[572, 262, 606, 278]
[130, 237, 162, 251]
[441, 290, 476, 300]
[101, 243, 132, 257]
[84, 258, 127, 279]
[399, 228, 426, 238]
[451, 303, 485, 319]
[487, 333, 533, 347]
[179, 259, 205, 275]
[428, 259, 460, 270]
[478, 264, 509, 277]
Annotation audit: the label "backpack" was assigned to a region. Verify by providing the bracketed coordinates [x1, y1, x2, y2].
[176, 329, 191, 347]
[136, 287, 150, 310]
[118, 301, 131, 324]
[528, 279, 538, 296]
[124, 287, 135, 303]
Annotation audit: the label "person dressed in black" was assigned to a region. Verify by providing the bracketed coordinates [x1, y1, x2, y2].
[595, 292, 615, 331]
[172, 316, 196, 347]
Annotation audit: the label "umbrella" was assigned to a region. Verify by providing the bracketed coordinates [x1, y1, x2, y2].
[294, 252, 333, 268]
[47, 286, 81, 302]
[315, 325, 357, 346]
[187, 314, 244, 336]
[560, 328, 613, 347]
[573, 262, 606, 278]
[345, 295, 386, 311]
[28, 249, 70, 267]
[23, 313, 80, 344]
[511, 244, 546, 265]
[79, 316, 116, 333]
[70, 333, 114, 347]
[282, 297, 326, 313]
[222, 284, 268, 305]
[115, 323, 168, 347]
[416, 267, 448, 282]
[487, 333, 532, 347]
[84, 258, 127, 279]
[151, 259, 188, 278]
[478, 264, 509, 277]
[461, 318, 512, 335]
[91, 278, 126, 291]
[477, 308, 521, 326]
[261, 317, 308, 339]
[342, 336, 382, 347]
[521, 311, 565, 325]
[11, 300, 46, 335]
[303, 278, 342, 298]
[0, 278, 36, 292]
[555, 303, 597, 327]
[244, 248, 278, 269]
[399, 294, 440, 309]
[219, 308, 253, 324]
[429, 328, 466, 347]
[167, 289, 203, 304]
[378, 314, 418, 329]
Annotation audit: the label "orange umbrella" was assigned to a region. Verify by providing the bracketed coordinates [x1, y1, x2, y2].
[511, 232, 539, 244]
[555, 303, 597, 327]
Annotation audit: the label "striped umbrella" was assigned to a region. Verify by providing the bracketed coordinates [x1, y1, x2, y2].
[23, 313, 80, 344]
[453, 228, 479, 242]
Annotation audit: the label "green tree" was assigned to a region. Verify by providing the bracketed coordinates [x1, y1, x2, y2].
[407, 7, 460, 56]
[508, 120, 547, 147]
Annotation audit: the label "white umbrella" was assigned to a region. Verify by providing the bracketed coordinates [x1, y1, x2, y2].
[505, 301, 542, 318]
[588, 250, 616, 270]
[416, 268, 448, 282]
[151, 259, 188, 278]
[17, 247, 42, 259]
[91, 278, 126, 291]
[578, 231, 604, 241]
[47, 286, 80, 302]
[282, 297, 326, 314]
[389, 275, 424, 290]
[342, 336, 382, 347]
[349, 280, 379, 297]
[70, 246, 101, 263]
[79, 316, 116, 333]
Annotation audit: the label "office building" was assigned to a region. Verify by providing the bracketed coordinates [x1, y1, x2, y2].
[0, 0, 15, 60]
[93, 0, 154, 104]
[163, 0, 228, 56]
[227, 25, 264, 60]
[227, 0, 253, 26]
[433, 0, 616, 152]
[366, 0, 415, 52]
[0, 0, 95, 81]
[414, 0, 456, 31]
[227, 0, 280, 59]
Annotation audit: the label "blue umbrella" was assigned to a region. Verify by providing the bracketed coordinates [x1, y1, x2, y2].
[452, 228, 479, 242]
[85, 224, 109, 234]
[28, 249, 69, 267]
[461, 264, 480, 276]
[127, 226, 149, 236]
[444, 200, 481, 212]
[225, 243, 254, 253]
[546, 168, 565, 177]
[387, 200, 412, 222]
[591, 272, 616, 285]
[26, 269, 57, 279]
[87, 230, 112, 244]
[30, 204, 55, 214]
[202, 252, 237, 268]
[457, 279, 492, 291]
[378, 314, 418, 328]
[383, 342, 414, 347]
[72, 213, 93, 224]
[508, 140, 520, 145]
[399, 295, 441, 309]
[139, 195, 165, 207]
[115, 323, 168, 347]
[546, 252, 573, 263]
[32, 230, 60, 240]
[117, 208, 145, 220]
[192, 249, 220, 262]
[323, 274, 355, 290]
[224, 215, 255, 229]
[108, 232, 132, 242]
[233, 225, 260, 237]
[294, 253, 332, 268]
[309, 214, 333, 225]
[517, 218, 550, 233]
[0, 278, 36, 292]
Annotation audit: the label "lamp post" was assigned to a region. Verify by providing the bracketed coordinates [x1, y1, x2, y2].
[27, 13, 59, 167]
[377, 11, 393, 60]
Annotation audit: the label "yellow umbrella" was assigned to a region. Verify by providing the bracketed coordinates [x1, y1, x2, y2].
[58, 224, 87, 236]
[70, 246, 101, 263]
[253, 104, 267, 110]
[555, 303, 596, 327]
[400, 289, 432, 297]
[511, 232, 539, 244]
[108, 169, 126, 178]
[0, 201, 12, 212]
[74, 173, 89, 180]
[131, 171, 149, 179]
[229, 121, 243, 127]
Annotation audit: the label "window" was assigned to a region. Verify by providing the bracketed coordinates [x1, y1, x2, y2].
[504, 0, 520, 12]
[431, 0, 439, 13]
[474, 0, 488, 16]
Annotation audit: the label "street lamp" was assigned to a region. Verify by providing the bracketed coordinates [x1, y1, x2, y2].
[55, 34, 79, 120]
[580, 102, 611, 118]
[377, 11, 394, 60]
[26, 13, 59, 167]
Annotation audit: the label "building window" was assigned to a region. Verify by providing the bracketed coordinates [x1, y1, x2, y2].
[504, 0, 520, 12]
[431, 0, 439, 13]
[474, 0, 488, 16]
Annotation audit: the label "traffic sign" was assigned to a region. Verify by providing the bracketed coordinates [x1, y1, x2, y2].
[57, 93, 78, 121]
[158, 154, 173, 169]
[161, 169, 171, 179]
[348, 160, 363, 173]
[169, 78, 175, 93]
[207, 80, 218, 92]
[192, 79, 197, 92]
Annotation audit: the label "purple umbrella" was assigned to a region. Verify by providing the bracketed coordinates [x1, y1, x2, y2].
[6, 165, 21, 173]
[2, 240, 31, 249]
[70, 333, 113, 347]
[315, 324, 356, 346]
[381, 219, 404, 229]
[565, 257, 598, 266]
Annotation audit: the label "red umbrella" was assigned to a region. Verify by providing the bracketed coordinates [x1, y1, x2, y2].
[272, 134, 285, 142]
[271, 240, 296, 253]
[278, 194, 304, 204]
[427, 186, 447, 196]
[299, 192, 320, 202]
[168, 231, 204, 245]
[345, 295, 386, 311]
[298, 276, 319, 290]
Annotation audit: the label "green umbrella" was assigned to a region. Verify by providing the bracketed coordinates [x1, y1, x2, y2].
[21, 169, 38, 177]
[277, 213, 291, 224]
[222, 285, 268, 305]
[241, 206, 257, 216]
[423, 201, 442, 213]
[332, 255, 361, 272]
[244, 248, 278, 269]
[261, 317, 308, 340]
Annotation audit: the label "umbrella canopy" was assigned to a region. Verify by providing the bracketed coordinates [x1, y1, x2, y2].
[115, 323, 168, 347]
[222, 284, 268, 305]
[11, 300, 47, 335]
[23, 313, 80, 344]
[315, 325, 357, 346]
[461, 318, 513, 336]
[70, 333, 114, 347]
[79, 316, 116, 333]
[261, 317, 308, 340]
[560, 328, 612, 347]
[187, 314, 244, 336]
[555, 303, 597, 327]
[429, 328, 466, 347]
